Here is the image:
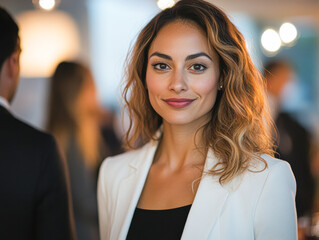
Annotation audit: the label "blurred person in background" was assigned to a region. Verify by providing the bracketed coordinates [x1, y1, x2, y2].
[308, 134, 319, 238]
[311, 138, 319, 210]
[0, 7, 75, 240]
[100, 107, 124, 157]
[47, 61, 114, 240]
[264, 60, 315, 238]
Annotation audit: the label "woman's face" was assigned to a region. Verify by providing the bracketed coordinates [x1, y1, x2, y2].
[146, 20, 220, 128]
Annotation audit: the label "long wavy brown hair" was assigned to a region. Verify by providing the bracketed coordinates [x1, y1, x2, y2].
[47, 61, 101, 168]
[123, 0, 275, 184]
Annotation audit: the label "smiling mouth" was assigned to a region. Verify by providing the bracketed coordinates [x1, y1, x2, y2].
[163, 98, 196, 108]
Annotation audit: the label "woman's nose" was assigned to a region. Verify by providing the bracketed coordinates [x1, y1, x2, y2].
[168, 70, 188, 93]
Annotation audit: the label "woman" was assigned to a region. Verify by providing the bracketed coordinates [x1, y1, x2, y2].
[97, 1, 297, 239]
[47, 61, 103, 240]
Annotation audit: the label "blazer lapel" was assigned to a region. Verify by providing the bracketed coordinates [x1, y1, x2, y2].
[181, 150, 229, 240]
[111, 141, 158, 240]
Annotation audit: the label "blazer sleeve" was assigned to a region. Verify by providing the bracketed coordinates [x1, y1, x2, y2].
[254, 161, 297, 240]
[34, 135, 76, 240]
[98, 159, 109, 240]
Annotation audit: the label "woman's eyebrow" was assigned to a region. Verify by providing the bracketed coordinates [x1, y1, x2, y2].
[149, 52, 172, 60]
[185, 52, 212, 61]
[149, 52, 212, 61]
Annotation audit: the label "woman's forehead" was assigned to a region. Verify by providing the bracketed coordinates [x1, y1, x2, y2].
[150, 21, 206, 50]
[148, 20, 218, 62]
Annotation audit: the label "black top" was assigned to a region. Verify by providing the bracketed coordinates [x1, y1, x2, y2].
[0, 106, 75, 240]
[126, 204, 192, 240]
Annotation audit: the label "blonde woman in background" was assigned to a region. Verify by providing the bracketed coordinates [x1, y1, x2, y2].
[97, 0, 297, 239]
[47, 61, 104, 240]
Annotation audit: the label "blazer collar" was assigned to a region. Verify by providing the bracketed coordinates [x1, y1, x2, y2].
[181, 150, 229, 239]
[112, 140, 229, 240]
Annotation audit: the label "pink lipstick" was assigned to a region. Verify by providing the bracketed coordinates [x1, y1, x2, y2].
[164, 98, 195, 108]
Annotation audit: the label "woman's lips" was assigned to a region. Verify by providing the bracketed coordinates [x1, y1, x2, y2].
[163, 98, 195, 108]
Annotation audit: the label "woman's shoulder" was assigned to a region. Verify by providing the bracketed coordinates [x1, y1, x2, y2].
[250, 154, 293, 174]
[100, 148, 139, 169]
[98, 141, 157, 179]
[221, 154, 296, 202]
[243, 154, 296, 190]
[224, 154, 295, 191]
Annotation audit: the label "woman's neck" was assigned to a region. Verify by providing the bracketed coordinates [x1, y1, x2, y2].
[154, 122, 207, 170]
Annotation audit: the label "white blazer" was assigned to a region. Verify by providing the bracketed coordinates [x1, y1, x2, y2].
[98, 140, 297, 240]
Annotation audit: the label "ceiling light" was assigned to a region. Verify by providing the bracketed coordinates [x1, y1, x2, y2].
[32, 0, 61, 11]
[157, 0, 175, 10]
[261, 28, 281, 53]
[279, 22, 298, 44]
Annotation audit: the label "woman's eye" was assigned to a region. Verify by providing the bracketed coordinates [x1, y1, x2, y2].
[152, 63, 170, 71]
[189, 64, 207, 72]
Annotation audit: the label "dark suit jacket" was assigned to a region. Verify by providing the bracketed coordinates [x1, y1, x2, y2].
[0, 106, 76, 240]
[275, 112, 315, 218]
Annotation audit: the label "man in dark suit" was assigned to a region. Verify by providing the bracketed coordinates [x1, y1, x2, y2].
[0, 7, 76, 239]
[264, 60, 315, 219]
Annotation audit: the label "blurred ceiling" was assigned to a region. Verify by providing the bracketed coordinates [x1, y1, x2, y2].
[1, 0, 319, 24]
[209, 0, 319, 23]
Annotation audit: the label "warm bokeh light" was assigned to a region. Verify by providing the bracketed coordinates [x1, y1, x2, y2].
[17, 10, 80, 78]
[279, 22, 298, 44]
[39, 0, 55, 11]
[33, 0, 60, 11]
[261, 28, 281, 53]
[157, 0, 175, 10]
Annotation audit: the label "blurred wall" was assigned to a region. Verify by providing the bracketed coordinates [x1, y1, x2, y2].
[87, 0, 159, 109]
